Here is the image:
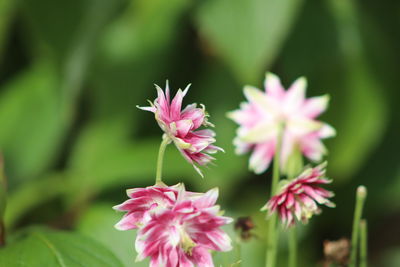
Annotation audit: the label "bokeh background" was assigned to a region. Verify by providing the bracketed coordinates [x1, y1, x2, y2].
[0, 0, 399, 266]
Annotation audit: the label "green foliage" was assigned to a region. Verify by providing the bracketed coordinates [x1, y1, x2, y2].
[326, 0, 388, 180]
[0, 227, 123, 266]
[0, 60, 62, 182]
[77, 203, 149, 267]
[0, 0, 397, 265]
[196, 0, 303, 83]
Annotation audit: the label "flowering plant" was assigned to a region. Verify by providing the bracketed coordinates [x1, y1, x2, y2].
[114, 83, 231, 266]
[228, 73, 335, 174]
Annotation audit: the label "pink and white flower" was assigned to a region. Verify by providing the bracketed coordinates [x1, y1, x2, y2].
[138, 82, 223, 177]
[228, 73, 336, 174]
[261, 163, 335, 228]
[113, 184, 180, 230]
[136, 186, 232, 267]
[114, 183, 233, 267]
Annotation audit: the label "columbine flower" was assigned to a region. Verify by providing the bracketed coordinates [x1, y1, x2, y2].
[113, 184, 180, 230]
[261, 163, 335, 228]
[228, 73, 336, 174]
[138, 82, 223, 177]
[135, 185, 232, 267]
[115, 183, 232, 266]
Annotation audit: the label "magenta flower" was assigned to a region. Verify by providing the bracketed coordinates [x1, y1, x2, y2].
[228, 73, 336, 174]
[114, 183, 233, 266]
[261, 163, 335, 228]
[113, 184, 180, 230]
[138, 82, 223, 177]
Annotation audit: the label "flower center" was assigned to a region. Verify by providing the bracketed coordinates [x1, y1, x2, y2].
[179, 226, 196, 255]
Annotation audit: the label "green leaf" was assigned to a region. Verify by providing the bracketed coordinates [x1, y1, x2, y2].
[0, 0, 127, 184]
[100, 0, 191, 62]
[327, 0, 388, 179]
[0, 227, 123, 266]
[5, 173, 66, 229]
[196, 0, 303, 83]
[0, 60, 63, 183]
[77, 203, 149, 267]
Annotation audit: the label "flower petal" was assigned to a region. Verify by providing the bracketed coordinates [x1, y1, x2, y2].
[302, 95, 329, 118]
[264, 72, 285, 99]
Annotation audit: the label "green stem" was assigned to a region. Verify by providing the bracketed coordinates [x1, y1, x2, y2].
[155, 136, 170, 184]
[359, 220, 368, 267]
[266, 124, 284, 267]
[286, 146, 302, 267]
[288, 227, 297, 267]
[349, 186, 367, 267]
[270, 129, 283, 195]
[0, 155, 6, 247]
[236, 237, 242, 267]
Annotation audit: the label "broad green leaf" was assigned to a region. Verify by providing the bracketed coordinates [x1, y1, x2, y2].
[0, 60, 63, 183]
[100, 0, 191, 62]
[77, 203, 149, 267]
[21, 0, 123, 60]
[327, 0, 388, 179]
[22, 0, 125, 120]
[0, 0, 127, 185]
[5, 173, 66, 229]
[196, 0, 303, 83]
[0, 227, 123, 266]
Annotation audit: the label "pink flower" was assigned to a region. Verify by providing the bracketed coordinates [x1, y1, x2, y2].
[114, 183, 233, 266]
[138, 82, 223, 177]
[135, 185, 233, 267]
[228, 73, 336, 174]
[113, 184, 180, 230]
[261, 163, 335, 228]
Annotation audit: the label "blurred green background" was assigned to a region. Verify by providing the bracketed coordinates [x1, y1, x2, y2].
[0, 0, 399, 266]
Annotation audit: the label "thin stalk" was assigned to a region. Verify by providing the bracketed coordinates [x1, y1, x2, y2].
[0, 155, 6, 247]
[236, 237, 242, 267]
[266, 124, 284, 267]
[286, 146, 302, 267]
[359, 220, 368, 267]
[349, 186, 367, 267]
[270, 128, 283, 195]
[288, 227, 297, 267]
[155, 136, 171, 184]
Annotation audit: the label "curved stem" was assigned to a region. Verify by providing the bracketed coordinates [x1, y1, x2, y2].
[266, 124, 284, 267]
[155, 136, 171, 184]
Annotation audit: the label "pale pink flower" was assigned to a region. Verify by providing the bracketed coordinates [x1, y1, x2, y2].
[113, 184, 180, 230]
[228, 73, 336, 174]
[261, 163, 335, 228]
[135, 185, 233, 267]
[138, 82, 223, 177]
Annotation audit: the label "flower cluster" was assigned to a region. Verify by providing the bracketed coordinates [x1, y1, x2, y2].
[114, 183, 232, 267]
[228, 73, 335, 174]
[138, 82, 223, 177]
[262, 163, 335, 228]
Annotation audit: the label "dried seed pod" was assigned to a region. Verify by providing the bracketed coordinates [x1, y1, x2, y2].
[323, 237, 350, 266]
